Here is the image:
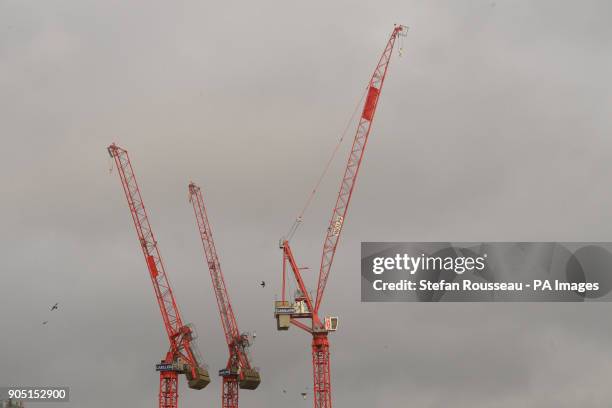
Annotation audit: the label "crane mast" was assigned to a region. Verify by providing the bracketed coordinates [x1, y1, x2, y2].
[275, 25, 407, 408]
[108, 144, 210, 408]
[188, 182, 260, 408]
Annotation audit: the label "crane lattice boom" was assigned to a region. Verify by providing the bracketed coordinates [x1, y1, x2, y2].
[315, 24, 406, 315]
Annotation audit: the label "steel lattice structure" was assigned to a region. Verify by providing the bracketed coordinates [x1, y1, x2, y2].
[188, 182, 260, 408]
[276, 25, 406, 408]
[108, 144, 210, 408]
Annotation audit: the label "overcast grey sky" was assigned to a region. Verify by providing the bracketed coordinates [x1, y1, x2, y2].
[1, 0, 612, 407]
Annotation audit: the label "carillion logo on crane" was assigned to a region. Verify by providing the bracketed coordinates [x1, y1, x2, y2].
[156, 362, 180, 372]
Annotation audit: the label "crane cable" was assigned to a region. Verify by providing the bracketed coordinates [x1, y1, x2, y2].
[398, 27, 406, 57]
[285, 40, 407, 242]
[284, 83, 370, 242]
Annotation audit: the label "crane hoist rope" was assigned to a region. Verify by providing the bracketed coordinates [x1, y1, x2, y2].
[285, 83, 369, 242]
[284, 31, 407, 243]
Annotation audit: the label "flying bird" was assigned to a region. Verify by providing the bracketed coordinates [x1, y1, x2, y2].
[42, 321, 48, 325]
[260, 281, 265, 288]
[50, 303, 59, 311]
[301, 392, 307, 400]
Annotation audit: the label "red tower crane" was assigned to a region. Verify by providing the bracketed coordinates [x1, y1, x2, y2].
[108, 144, 210, 408]
[274, 25, 407, 408]
[188, 182, 261, 408]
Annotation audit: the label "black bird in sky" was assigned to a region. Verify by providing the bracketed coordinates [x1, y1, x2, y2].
[42, 321, 48, 325]
[260, 281, 265, 288]
[50, 303, 59, 311]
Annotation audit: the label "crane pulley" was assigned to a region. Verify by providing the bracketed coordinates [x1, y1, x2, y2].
[108, 144, 210, 408]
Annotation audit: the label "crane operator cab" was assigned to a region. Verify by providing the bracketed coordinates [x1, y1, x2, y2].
[324, 316, 339, 331]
